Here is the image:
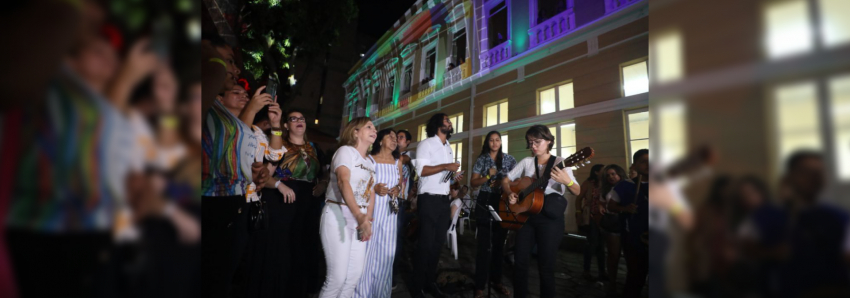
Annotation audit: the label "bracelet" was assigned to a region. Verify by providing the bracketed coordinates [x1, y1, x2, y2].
[670, 201, 684, 216]
[274, 181, 281, 188]
[272, 130, 283, 136]
[567, 180, 575, 187]
[209, 58, 227, 69]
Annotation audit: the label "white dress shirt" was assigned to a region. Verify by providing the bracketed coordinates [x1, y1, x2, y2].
[506, 156, 579, 196]
[415, 136, 454, 196]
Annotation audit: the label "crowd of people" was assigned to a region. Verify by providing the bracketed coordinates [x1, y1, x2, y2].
[202, 28, 653, 297]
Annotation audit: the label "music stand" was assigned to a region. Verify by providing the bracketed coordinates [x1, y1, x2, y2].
[470, 200, 503, 298]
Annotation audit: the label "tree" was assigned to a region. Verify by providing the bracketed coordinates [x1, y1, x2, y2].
[238, 0, 357, 102]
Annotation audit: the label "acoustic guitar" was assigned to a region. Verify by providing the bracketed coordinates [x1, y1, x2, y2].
[498, 147, 595, 230]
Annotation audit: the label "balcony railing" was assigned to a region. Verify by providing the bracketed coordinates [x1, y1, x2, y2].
[605, 0, 639, 14]
[483, 40, 512, 68]
[529, 8, 576, 49]
[443, 60, 472, 86]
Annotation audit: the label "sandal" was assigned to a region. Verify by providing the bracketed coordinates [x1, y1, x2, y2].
[490, 283, 511, 296]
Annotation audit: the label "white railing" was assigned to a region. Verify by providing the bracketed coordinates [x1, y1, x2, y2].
[483, 40, 512, 68]
[605, 0, 640, 14]
[443, 61, 471, 86]
[528, 8, 576, 48]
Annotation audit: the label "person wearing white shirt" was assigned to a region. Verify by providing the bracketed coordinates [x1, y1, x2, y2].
[318, 117, 377, 298]
[410, 113, 462, 298]
[502, 125, 580, 298]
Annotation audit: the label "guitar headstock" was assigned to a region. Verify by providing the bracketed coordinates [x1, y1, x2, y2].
[559, 147, 595, 169]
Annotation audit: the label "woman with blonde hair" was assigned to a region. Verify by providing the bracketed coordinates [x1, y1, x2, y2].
[319, 117, 377, 298]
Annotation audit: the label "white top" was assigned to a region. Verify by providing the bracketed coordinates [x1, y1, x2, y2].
[415, 136, 455, 196]
[506, 156, 579, 196]
[245, 126, 286, 202]
[326, 146, 376, 207]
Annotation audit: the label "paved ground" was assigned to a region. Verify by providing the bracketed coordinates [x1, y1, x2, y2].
[389, 222, 647, 298]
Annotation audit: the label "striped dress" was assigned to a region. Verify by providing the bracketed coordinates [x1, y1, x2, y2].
[353, 157, 400, 298]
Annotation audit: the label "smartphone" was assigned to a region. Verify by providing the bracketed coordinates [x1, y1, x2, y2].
[265, 75, 279, 102]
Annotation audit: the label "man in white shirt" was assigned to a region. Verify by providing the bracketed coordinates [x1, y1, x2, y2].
[410, 113, 462, 298]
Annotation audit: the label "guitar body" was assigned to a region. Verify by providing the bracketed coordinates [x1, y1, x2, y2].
[498, 177, 545, 230]
[494, 146, 596, 230]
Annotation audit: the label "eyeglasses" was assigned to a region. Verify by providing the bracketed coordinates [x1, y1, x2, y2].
[289, 116, 306, 122]
[527, 139, 546, 147]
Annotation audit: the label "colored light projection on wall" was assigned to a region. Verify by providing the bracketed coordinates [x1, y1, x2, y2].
[348, 0, 473, 116]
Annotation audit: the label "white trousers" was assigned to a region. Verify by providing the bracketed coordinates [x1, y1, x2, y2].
[318, 204, 368, 298]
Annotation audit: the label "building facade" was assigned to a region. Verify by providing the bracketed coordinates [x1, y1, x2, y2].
[343, 0, 649, 232]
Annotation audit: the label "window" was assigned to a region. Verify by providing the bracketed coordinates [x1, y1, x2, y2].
[538, 82, 574, 115]
[403, 63, 413, 93]
[450, 142, 464, 172]
[448, 113, 464, 133]
[501, 134, 509, 154]
[536, 0, 568, 25]
[419, 124, 428, 142]
[424, 48, 437, 82]
[453, 29, 467, 65]
[658, 102, 686, 166]
[626, 110, 650, 163]
[774, 81, 822, 169]
[821, 0, 850, 48]
[388, 74, 396, 101]
[764, 0, 812, 59]
[829, 74, 850, 180]
[547, 123, 576, 158]
[488, 1, 509, 48]
[622, 60, 649, 97]
[652, 29, 683, 84]
[484, 101, 509, 127]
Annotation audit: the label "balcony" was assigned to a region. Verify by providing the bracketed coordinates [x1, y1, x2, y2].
[483, 40, 512, 68]
[443, 60, 472, 86]
[605, 0, 640, 14]
[529, 8, 576, 49]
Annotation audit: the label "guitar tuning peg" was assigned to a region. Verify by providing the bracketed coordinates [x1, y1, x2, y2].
[585, 160, 591, 164]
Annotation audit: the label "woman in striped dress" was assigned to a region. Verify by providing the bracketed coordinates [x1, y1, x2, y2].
[354, 128, 404, 298]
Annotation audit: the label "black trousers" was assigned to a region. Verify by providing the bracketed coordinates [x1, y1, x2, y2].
[474, 191, 509, 290]
[6, 229, 111, 298]
[411, 194, 452, 294]
[202, 195, 249, 298]
[242, 188, 297, 297]
[284, 180, 321, 297]
[513, 194, 567, 298]
[393, 199, 412, 279]
[582, 221, 606, 274]
[622, 230, 650, 298]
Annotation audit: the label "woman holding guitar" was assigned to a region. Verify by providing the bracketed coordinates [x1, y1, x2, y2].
[501, 125, 581, 298]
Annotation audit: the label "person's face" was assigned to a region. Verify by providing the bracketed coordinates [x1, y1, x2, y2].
[527, 137, 551, 157]
[488, 134, 502, 153]
[215, 45, 240, 89]
[153, 65, 178, 112]
[70, 38, 118, 91]
[397, 133, 410, 150]
[606, 169, 621, 185]
[460, 187, 468, 197]
[284, 112, 307, 136]
[382, 131, 398, 152]
[356, 121, 377, 145]
[440, 116, 453, 135]
[634, 153, 649, 176]
[629, 169, 638, 179]
[787, 157, 825, 201]
[739, 182, 764, 210]
[218, 85, 248, 111]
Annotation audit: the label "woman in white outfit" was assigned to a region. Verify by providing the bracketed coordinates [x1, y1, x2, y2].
[319, 117, 377, 298]
[354, 128, 404, 298]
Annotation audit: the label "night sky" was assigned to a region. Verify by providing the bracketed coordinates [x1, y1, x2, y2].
[355, 0, 418, 40]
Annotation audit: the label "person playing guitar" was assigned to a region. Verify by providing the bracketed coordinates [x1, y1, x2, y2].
[501, 125, 581, 298]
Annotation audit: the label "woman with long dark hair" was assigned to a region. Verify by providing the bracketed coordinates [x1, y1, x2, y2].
[354, 128, 404, 298]
[469, 131, 517, 297]
[598, 164, 629, 295]
[576, 164, 607, 281]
